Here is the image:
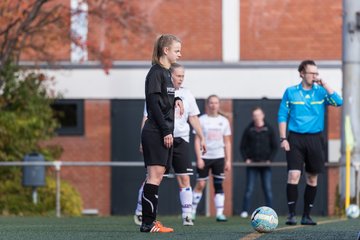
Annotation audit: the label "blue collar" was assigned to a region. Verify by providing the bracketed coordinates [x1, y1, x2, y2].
[296, 82, 319, 91]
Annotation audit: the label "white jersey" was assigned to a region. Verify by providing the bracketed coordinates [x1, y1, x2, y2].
[143, 87, 200, 142]
[195, 114, 231, 159]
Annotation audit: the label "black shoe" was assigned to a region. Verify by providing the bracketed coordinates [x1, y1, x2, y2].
[285, 213, 297, 225]
[301, 215, 317, 225]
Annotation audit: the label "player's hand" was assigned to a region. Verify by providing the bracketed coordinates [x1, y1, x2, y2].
[200, 139, 207, 155]
[245, 159, 252, 164]
[281, 139, 290, 151]
[313, 78, 327, 86]
[163, 134, 173, 148]
[224, 161, 231, 172]
[197, 158, 205, 169]
[139, 143, 143, 154]
[175, 99, 184, 116]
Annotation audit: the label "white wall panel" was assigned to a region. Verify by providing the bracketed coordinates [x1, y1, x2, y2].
[47, 66, 342, 100]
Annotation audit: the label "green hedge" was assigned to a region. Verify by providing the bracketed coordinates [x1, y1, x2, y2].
[0, 174, 82, 216]
[0, 61, 82, 216]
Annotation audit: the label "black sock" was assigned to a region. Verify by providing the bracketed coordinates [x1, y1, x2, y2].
[303, 185, 317, 217]
[287, 183, 298, 215]
[142, 183, 159, 225]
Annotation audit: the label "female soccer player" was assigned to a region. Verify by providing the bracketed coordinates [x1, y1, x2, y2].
[140, 34, 183, 233]
[134, 63, 206, 227]
[192, 95, 232, 222]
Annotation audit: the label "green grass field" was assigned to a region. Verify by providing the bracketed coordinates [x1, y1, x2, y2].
[0, 215, 358, 240]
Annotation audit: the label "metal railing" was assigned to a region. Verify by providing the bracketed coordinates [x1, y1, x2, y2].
[0, 160, 357, 217]
[0, 161, 146, 217]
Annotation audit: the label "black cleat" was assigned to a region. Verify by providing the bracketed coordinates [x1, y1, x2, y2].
[285, 213, 297, 225]
[301, 215, 317, 225]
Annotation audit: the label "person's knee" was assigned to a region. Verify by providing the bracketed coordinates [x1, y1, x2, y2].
[287, 170, 301, 184]
[195, 180, 206, 191]
[306, 173, 318, 186]
[146, 167, 165, 185]
[245, 182, 255, 195]
[177, 175, 190, 188]
[213, 177, 224, 194]
[147, 175, 163, 185]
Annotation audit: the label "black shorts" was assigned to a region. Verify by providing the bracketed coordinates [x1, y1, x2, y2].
[286, 131, 326, 174]
[172, 138, 193, 175]
[141, 129, 172, 171]
[196, 158, 225, 180]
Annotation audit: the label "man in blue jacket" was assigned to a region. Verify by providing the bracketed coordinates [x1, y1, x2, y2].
[278, 60, 342, 226]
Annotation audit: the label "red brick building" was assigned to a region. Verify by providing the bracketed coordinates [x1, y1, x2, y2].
[40, 0, 343, 216]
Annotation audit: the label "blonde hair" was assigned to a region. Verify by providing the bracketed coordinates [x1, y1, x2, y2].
[151, 34, 181, 66]
[206, 94, 220, 105]
[206, 94, 228, 117]
[170, 62, 184, 73]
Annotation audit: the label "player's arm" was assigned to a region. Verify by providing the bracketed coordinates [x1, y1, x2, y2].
[278, 90, 290, 151]
[224, 135, 232, 171]
[320, 81, 343, 107]
[318, 79, 335, 95]
[188, 115, 206, 154]
[147, 93, 173, 148]
[315, 79, 343, 106]
[194, 134, 205, 169]
[139, 115, 148, 153]
[279, 122, 289, 151]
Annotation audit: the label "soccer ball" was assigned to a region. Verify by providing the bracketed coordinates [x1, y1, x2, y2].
[346, 204, 360, 219]
[251, 206, 278, 233]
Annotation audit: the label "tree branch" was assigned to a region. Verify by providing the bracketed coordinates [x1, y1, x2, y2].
[1, 0, 49, 65]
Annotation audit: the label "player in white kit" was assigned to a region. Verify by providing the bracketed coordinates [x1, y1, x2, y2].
[192, 95, 232, 222]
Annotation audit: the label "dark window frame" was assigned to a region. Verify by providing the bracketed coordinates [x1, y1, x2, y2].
[52, 99, 84, 136]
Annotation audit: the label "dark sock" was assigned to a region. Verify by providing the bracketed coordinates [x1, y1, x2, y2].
[142, 183, 159, 225]
[287, 183, 298, 215]
[303, 185, 317, 217]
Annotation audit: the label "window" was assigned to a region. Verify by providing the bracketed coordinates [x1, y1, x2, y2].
[52, 99, 84, 136]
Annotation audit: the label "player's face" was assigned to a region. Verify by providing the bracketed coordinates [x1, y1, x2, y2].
[301, 65, 319, 86]
[252, 109, 265, 125]
[207, 97, 220, 114]
[172, 67, 185, 89]
[165, 41, 181, 64]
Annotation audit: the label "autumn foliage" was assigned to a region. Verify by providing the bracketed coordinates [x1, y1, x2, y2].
[0, 0, 151, 76]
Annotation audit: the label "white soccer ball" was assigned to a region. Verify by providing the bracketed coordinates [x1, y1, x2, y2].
[251, 206, 278, 233]
[346, 204, 360, 219]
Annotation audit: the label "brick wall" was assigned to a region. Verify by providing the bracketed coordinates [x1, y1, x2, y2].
[327, 106, 342, 216]
[240, 0, 342, 60]
[17, 0, 344, 61]
[88, 0, 222, 61]
[328, 107, 342, 139]
[47, 100, 111, 215]
[327, 166, 340, 216]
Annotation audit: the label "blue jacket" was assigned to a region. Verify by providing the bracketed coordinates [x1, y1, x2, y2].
[278, 83, 343, 134]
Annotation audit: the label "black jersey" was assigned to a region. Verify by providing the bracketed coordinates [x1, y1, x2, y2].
[144, 64, 176, 137]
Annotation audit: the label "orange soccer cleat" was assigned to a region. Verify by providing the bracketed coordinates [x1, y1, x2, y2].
[140, 220, 174, 233]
